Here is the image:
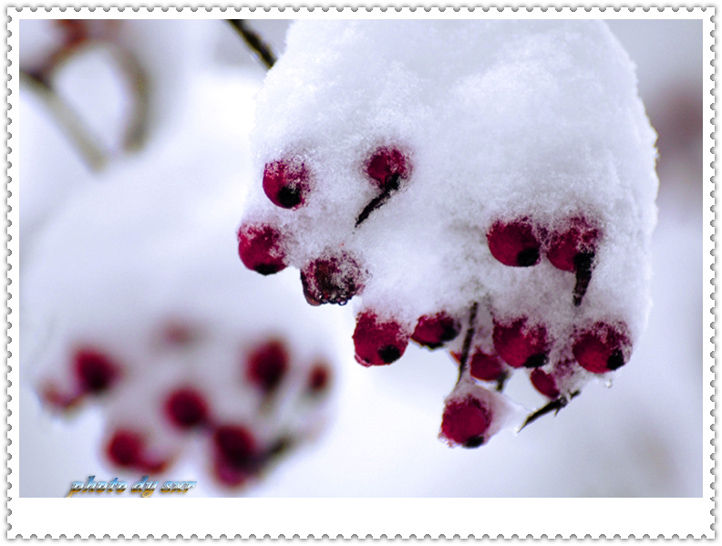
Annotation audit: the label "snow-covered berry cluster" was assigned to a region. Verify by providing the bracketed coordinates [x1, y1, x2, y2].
[238, 20, 658, 447]
[24, 70, 336, 491]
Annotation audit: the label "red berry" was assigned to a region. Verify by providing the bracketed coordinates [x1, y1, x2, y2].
[469, 349, 505, 381]
[212, 425, 259, 486]
[530, 368, 560, 399]
[365, 147, 411, 190]
[106, 429, 144, 468]
[486, 218, 542, 267]
[547, 217, 599, 272]
[164, 388, 210, 429]
[262, 158, 310, 209]
[307, 363, 331, 395]
[441, 397, 492, 448]
[73, 348, 119, 395]
[353, 311, 410, 366]
[246, 339, 289, 394]
[411, 313, 461, 349]
[237, 223, 287, 276]
[493, 318, 549, 368]
[573, 322, 631, 374]
[300, 253, 364, 306]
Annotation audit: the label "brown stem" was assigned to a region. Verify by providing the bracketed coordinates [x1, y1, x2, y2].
[456, 302, 479, 383]
[227, 20, 277, 70]
[519, 390, 580, 431]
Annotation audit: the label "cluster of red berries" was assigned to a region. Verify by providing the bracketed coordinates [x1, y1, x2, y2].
[238, 146, 634, 448]
[41, 333, 332, 488]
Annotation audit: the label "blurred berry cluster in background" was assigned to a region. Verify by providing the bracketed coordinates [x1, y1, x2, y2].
[18, 18, 704, 497]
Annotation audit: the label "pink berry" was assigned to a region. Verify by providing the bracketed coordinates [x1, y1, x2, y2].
[530, 368, 560, 399]
[106, 429, 144, 468]
[237, 222, 287, 276]
[353, 311, 410, 366]
[212, 424, 258, 486]
[493, 318, 549, 368]
[547, 217, 599, 272]
[411, 313, 461, 349]
[469, 349, 505, 381]
[246, 339, 289, 394]
[307, 362, 331, 395]
[262, 158, 310, 209]
[441, 397, 492, 448]
[573, 322, 631, 374]
[486, 218, 543, 267]
[365, 147, 411, 190]
[73, 348, 119, 395]
[301, 253, 364, 306]
[164, 388, 210, 429]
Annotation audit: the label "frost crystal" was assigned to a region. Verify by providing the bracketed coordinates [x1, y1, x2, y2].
[239, 20, 658, 446]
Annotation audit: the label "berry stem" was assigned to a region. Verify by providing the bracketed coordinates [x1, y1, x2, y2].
[227, 20, 277, 70]
[519, 390, 580, 431]
[572, 251, 595, 306]
[456, 302, 479, 383]
[355, 174, 401, 227]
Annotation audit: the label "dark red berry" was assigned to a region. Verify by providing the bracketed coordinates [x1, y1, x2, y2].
[164, 388, 210, 429]
[353, 311, 410, 366]
[246, 339, 289, 394]
[469, 349, 505, 381]
[573, 322, 631, 374]
[237, 223, 287, 276]
[441, 397, 492, 448]
[300, 253, 364, 306]
[411, 313, 461, 349]
[307, 363, 331, 394]
[365, 147, 411, 190]
[486, 218, 542, 267]
[493, 318, 549, 368]
[530, 368, 560, 399]
[212, 424, 259, 486]
[547, 217, 599, 272]
[262, 158, 310, 209]
[106, 429, 144, 468]
[74, 348, 119, 395]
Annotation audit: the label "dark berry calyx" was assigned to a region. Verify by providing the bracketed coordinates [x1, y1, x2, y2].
[493, 318, 549, 369]
[486, 218, 543, 267]
[73, 348, 120, 395]
[412, 313, 461, 349]
[262, 158, 310, 209]
[572, 322, 631, 374]
[440, 397, 492, 448]
[237, 222, 287, 276]
[301, 253, 364, 306]
[246, 339, 289, 394]
[353, 311, 410, 367]
[164, 388, 210, 429]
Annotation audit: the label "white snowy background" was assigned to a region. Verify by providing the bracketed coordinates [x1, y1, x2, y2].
[17, 18, 704, 497]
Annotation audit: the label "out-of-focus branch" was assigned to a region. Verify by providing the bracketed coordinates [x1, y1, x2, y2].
[227, 20, 277, 70]
[20, 70, 108, 172]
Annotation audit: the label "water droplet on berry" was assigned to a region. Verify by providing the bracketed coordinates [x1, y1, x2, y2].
[486, 218, 543, 267]
[572, 322, 631, 374]
[262, 158, 310, 209]
[411, 312, 461, 349]
[300, 252, 364, 306]
[440, 396, 492, 448]
[353, 311, 410, 366]
[74, 348, 119, 395]
[164, 388, 210, 429]
[493, 318, 549, 368]
[237, 223, 287, 276]
[246, 339, 289, 394]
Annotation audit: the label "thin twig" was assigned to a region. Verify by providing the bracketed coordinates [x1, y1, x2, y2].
[519, 390, 581, 431]
[456, 302, 479, 383]
[227, 20, 277, 70]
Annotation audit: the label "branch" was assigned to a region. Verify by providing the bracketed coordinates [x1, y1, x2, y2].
[227, 20, 277, 70]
